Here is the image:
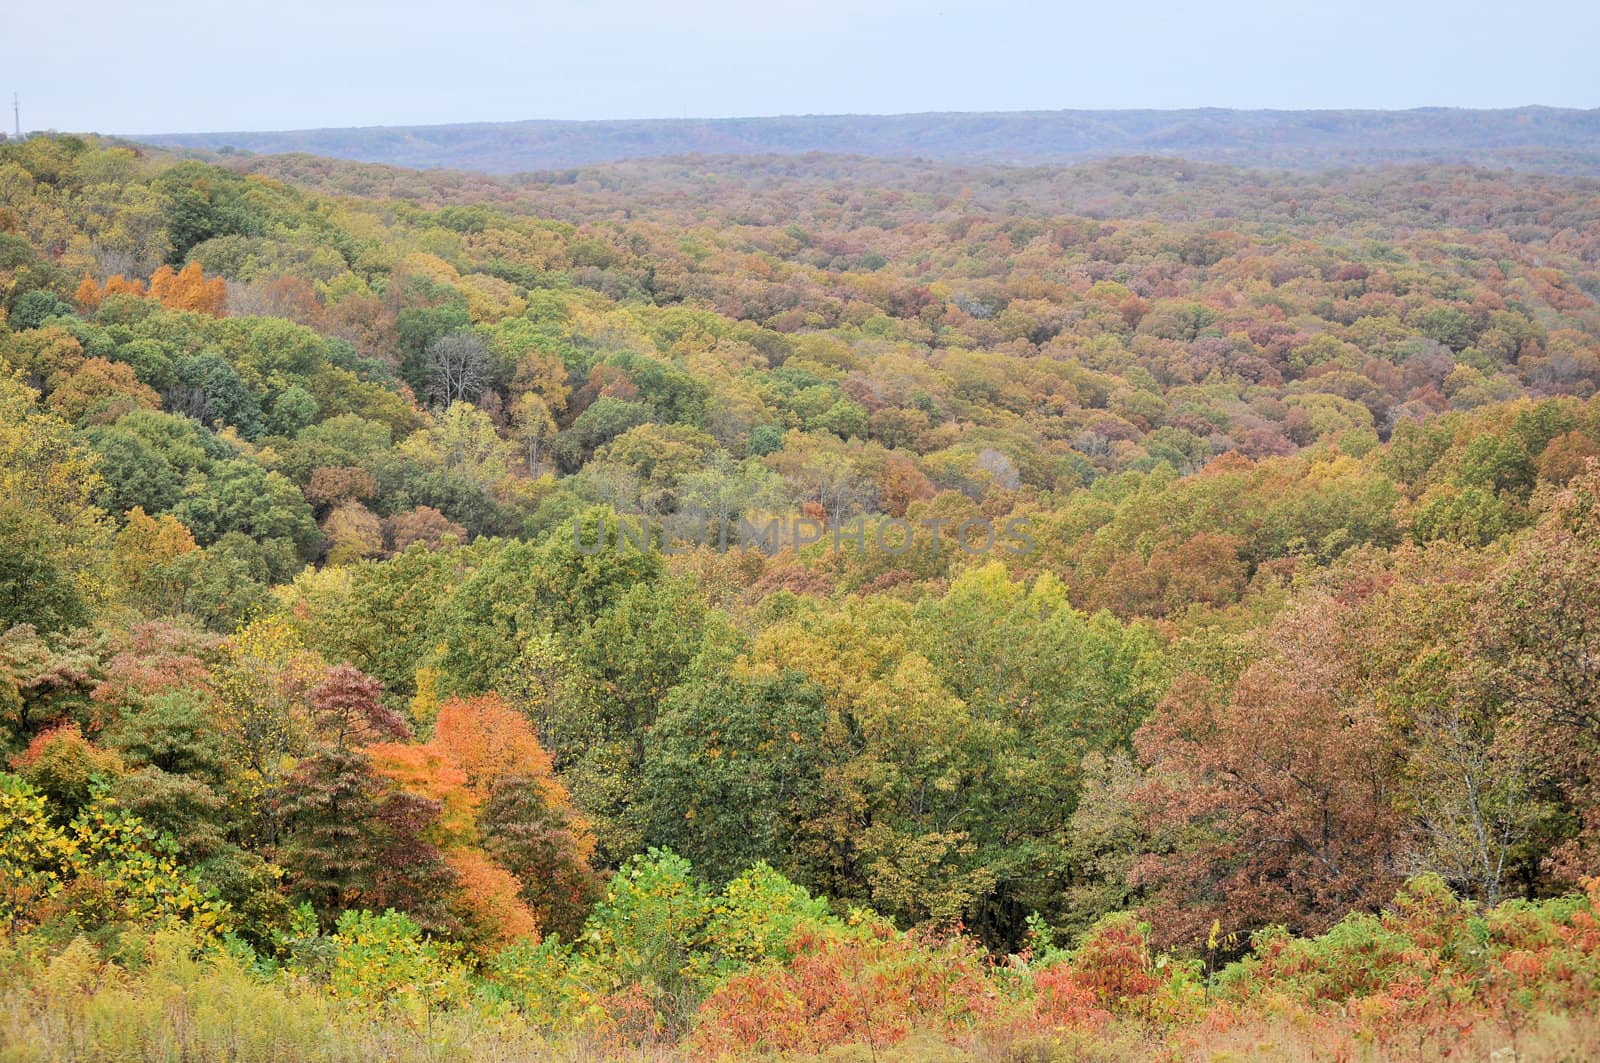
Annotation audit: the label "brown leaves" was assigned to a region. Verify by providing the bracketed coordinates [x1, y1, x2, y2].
[309, 663, 407, 748]
[1134, 594, 1406, 946]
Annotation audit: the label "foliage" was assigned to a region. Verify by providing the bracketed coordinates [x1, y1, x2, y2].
[6, 130, 1600, 1058]
[0, 774, 229, 941]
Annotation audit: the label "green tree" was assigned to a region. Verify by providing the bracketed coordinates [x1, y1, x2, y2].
[639, 671, 831, 885]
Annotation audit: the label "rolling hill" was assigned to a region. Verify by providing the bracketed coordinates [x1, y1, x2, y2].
[138, 106, 1600, 174]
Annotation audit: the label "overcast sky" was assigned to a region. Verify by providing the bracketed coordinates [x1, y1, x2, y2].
[6, 0, 1597, 135]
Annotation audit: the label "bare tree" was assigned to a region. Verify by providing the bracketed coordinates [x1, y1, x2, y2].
[426, 331, 489, 407]
[1402, 692, 1539, 906]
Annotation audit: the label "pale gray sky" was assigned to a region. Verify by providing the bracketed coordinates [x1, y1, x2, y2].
[6, 0, 1597, 134]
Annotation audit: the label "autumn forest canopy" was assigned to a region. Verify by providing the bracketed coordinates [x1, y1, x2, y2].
[5, 129, 1600, 1059]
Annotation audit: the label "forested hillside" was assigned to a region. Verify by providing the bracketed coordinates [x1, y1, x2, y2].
[5, 133, 1600, 1059]
[138, 106, 1600, 173]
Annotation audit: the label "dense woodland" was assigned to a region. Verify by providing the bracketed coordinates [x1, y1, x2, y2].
[141, 106, 1600, 174]
[5, 133, 1600, 1059]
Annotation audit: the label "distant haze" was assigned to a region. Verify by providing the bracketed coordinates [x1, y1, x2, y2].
[3, 0, 1597, 135]
[138, 108, 1600, 175]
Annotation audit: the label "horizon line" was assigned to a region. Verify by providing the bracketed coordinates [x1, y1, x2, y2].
[125, 103, 1600, 142]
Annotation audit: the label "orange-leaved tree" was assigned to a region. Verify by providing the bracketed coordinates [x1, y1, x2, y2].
[431, 693, 600, 940]
[149, 262, 227, 317]
[365, 693, 599, 947]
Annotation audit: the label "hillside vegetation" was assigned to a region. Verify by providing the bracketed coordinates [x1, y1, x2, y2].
[4, 133, 1600, 1059]
[138, 105, 1600, 174]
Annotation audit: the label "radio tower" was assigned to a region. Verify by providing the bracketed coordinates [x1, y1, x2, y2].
[12, 94, 18, 139]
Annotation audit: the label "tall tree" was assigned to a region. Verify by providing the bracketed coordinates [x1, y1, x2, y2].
[425, 332, 490, 407]
[1133, 593, 1407, 947]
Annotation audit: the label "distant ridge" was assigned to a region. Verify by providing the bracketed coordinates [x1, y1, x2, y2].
[137, 107, 1600, 174]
